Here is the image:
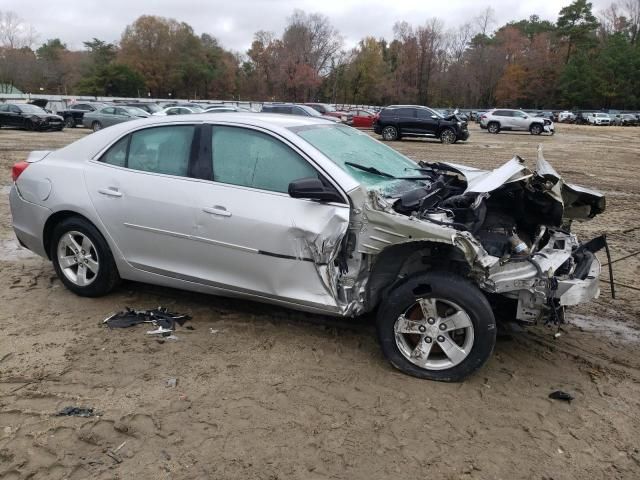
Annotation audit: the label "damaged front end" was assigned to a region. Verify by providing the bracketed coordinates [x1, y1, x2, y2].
[344, 146, 607, 325]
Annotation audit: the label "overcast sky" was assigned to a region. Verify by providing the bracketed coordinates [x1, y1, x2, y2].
[4, 0, 613, 52]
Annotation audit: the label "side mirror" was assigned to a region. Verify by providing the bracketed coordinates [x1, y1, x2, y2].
[288, 177, 343, 203]
[431, 115, 438, 119]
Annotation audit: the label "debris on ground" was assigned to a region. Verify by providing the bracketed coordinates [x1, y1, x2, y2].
[549, 390, 574, 403]
[56, 406, 96, 417]
[103, 307, 191, 336]
[167, 378, 178, 388]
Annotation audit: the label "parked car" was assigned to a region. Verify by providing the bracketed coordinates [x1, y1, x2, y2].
[153, 106, 205, 116]
[82, 106, 150, 131]
[261, 103, 340, 122]
[58, 102, 110, 128]
[348, 109, 377, 128]
[121, 102, 164, 115]
[9, 113, 606, 381]
[575, 112, 592, 125]
[558, 111, 576, 123]
[305, 103, 352, 123]
[0, 103, 64, 131]
[587, 113, 611, 125]
[605, 110, 623, 125]
[373, 105, 469, 144]
[621, 113, 638, 126]
[480, 109, 554, 135]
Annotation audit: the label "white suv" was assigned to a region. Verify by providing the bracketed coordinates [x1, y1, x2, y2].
[480, 109, 554, 135]
[587, 113, 611, 125]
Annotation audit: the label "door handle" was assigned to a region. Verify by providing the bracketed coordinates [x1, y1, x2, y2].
[203, 206, 232, 217]
[98, 187, 123, 197]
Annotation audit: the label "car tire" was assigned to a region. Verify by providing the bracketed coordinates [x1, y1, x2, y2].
[92, 121, 102, 132]
[487, 122, 500, 134]
[530, 124, 543, 135]
[64, 117, 75, 128]
[50, 216, 120, 297]
[381, 125, 399, 141]
[376, 271, 496, 382]
[439, 128, 456, 144]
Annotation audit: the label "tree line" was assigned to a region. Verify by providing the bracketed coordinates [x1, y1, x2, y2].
[0, 0, 639, 109]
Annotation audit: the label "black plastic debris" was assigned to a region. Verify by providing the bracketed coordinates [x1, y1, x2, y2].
[103, 307, 191, 336]
[56, 406, 95, 417]
[549, 390, 574, 403]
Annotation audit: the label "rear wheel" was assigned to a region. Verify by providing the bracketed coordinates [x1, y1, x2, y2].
[439, 128, 456, 144]
[381, 125, 399, 141]
[376, 271, 496, 381]
[92, 121, 102, 132]
[487, 122, 500, 134]
[50, 217, 120, 297]
[530, 123, 543, 135]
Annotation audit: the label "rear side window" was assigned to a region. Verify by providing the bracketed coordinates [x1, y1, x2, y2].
[211, 126, 317, 193]
[494, 110, 512, 117]
[100, 125, 196, 177]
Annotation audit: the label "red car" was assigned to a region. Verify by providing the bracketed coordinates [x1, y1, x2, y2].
[349, 109, 377, 128]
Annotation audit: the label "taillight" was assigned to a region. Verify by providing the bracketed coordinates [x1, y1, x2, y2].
[11, 161, 29, 182]
[481, 114, 487, 119]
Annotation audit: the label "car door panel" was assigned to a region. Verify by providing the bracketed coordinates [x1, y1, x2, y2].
[190, 182, 349, 308]
[84, 124, 200, 276]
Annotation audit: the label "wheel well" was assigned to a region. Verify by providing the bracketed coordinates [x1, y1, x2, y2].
[365, 241, 470, 312]
[42, 211, 93, 259]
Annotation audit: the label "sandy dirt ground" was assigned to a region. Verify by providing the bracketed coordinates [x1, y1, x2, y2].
[0, 122, 639, 479]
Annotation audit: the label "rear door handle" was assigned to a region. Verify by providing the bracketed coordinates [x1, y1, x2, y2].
[98, 187, 122, 197]
[203, 206, 232, 217]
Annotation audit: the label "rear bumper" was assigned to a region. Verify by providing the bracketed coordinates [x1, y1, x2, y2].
[9, 185, 50, 258]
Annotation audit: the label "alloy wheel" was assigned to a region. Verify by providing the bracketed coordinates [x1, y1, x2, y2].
[56, 231, 100, 287]
[382, 126, 398, 141]
[394, 297, 474, 370]
[440, 129, 456, 144]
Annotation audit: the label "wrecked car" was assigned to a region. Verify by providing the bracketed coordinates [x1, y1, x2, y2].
[9, 114, 606, 381]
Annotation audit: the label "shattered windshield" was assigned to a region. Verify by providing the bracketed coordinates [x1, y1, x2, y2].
[292, 124, 428, 195]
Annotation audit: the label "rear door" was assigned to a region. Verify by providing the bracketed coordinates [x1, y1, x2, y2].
[84, 123, 202, 276]
[187, 124, 350, 310]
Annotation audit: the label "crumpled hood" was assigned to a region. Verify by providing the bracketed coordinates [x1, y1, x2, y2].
[441, 146, 605, 222]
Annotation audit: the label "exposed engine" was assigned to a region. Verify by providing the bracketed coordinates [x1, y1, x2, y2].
[387, 156, 609, 325]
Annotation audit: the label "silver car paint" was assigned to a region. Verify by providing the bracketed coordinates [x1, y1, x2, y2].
[9, 113, 602, 320]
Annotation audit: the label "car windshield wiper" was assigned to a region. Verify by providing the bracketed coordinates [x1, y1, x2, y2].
[345, 161, 430, 181]
[345, 161, 395, 178]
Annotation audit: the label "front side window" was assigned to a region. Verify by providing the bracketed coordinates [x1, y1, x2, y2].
[211, 126, 317, 193]
[100, 125, 195, 177]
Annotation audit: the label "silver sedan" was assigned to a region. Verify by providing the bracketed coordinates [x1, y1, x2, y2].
[9, 113, 605, 381]
[82, 105, 150, 131]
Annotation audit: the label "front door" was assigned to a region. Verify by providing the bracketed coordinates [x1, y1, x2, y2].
[189, 124, 350, 310]
[415, 108, 439, 135]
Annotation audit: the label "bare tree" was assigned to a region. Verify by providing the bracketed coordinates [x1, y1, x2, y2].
[0, 11, 37, 49]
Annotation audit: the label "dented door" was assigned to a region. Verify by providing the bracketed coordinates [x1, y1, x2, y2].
[191, 182, 350, 311]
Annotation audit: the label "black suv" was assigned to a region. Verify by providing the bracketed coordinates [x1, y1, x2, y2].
[373, 105, 469, 144]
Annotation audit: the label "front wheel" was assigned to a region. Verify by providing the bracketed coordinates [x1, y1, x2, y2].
[439, 128, 456, 144]
[64, 117, 75, 128]
[530, 124, 543, 135]
[381, 125, 399, 141]
[50, 217, 120, 297]
[376, 271, 496, 382]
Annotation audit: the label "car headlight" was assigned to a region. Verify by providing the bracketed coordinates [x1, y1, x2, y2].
[457, 121, 462, 127]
